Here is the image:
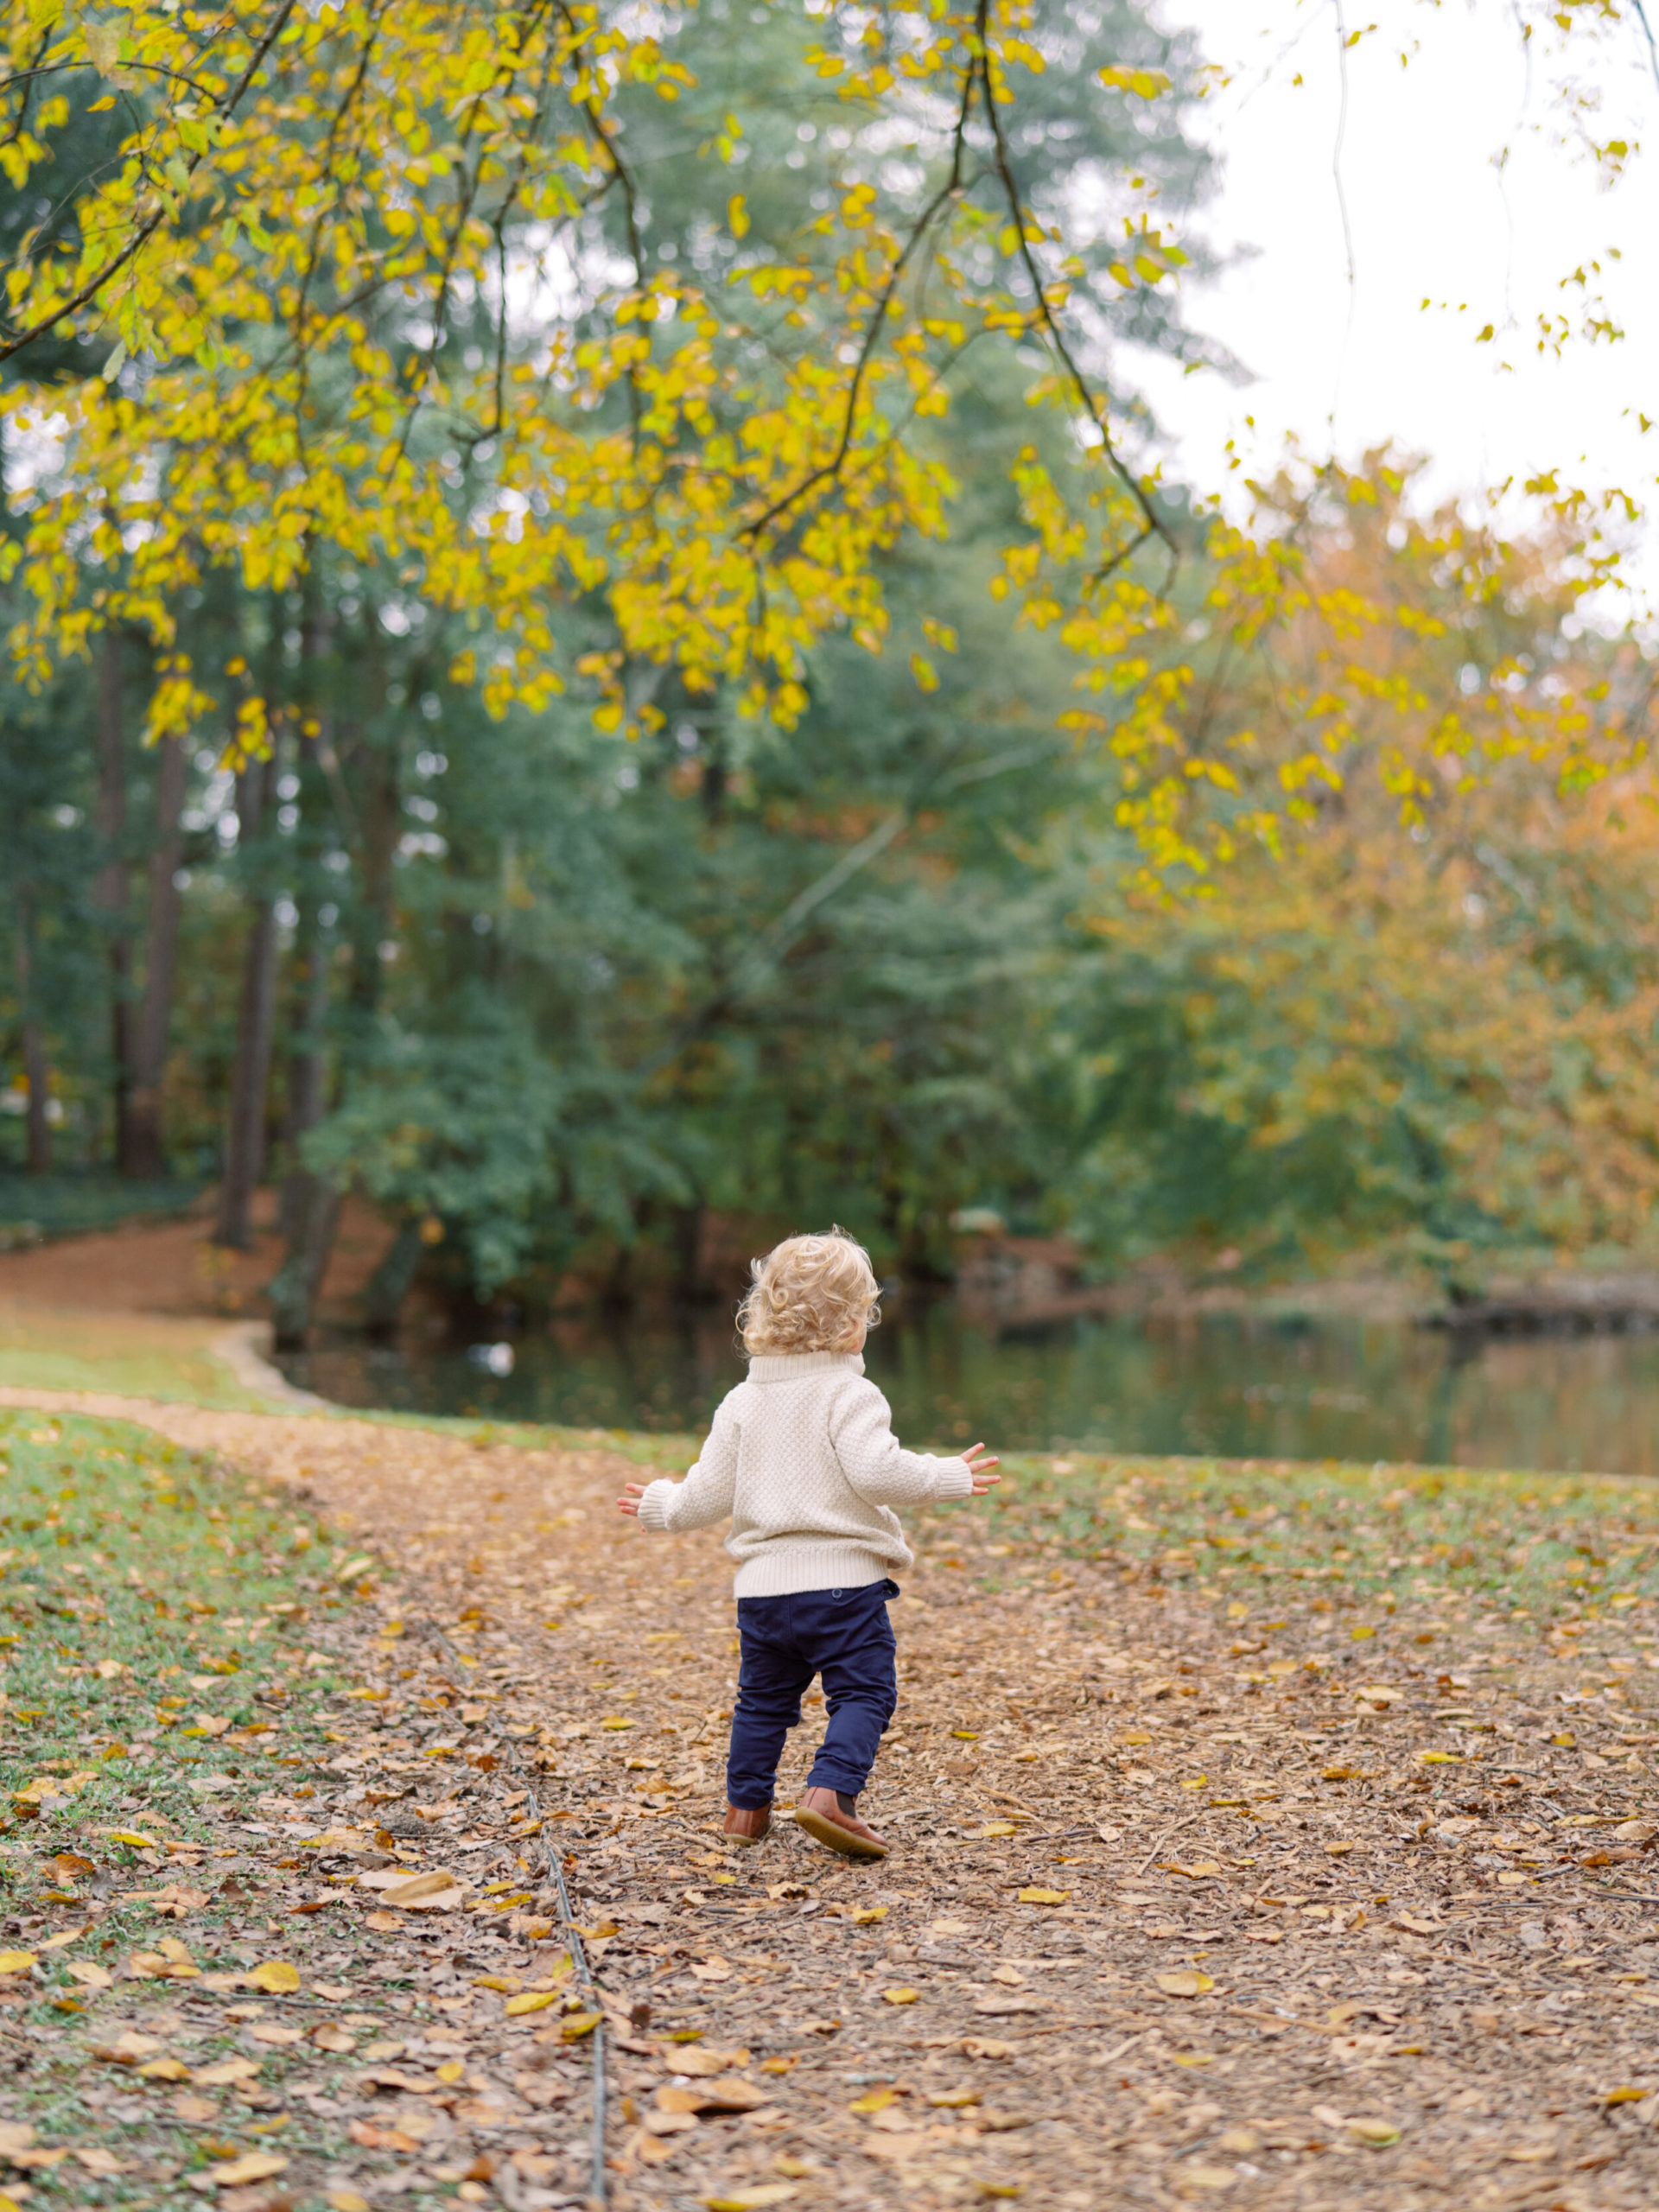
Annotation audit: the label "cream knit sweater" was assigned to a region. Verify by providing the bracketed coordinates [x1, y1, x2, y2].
[634, 1351, 974, 1597]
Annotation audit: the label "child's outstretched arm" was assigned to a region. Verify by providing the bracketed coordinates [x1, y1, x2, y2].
[830, 1382, 1001, 1510]
[616, 1399, 739, 1531]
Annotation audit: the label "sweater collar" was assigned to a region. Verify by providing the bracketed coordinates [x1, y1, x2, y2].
[747, 1351, 865, 1382]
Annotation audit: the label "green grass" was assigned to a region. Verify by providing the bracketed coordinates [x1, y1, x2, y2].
[0, 1173, 207, 1247]
[0, 1410, 380, 2208]
[934, 1449, 1659, 1624]
[0, 1303, 287, 1410]
[0, 1408, 346, 1838]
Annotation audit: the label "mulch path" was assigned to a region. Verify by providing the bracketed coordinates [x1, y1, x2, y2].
[3, 1386, 1659, 2212]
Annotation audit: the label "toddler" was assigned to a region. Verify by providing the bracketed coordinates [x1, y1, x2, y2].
[617, 1230, 999, 1859]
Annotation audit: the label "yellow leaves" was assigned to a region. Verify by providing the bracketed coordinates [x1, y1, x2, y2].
[1098, 64, 1173, 98]
[243, 1959, 300, 1994]
[0, 1954, 35, 1976]
[503, 1989, 563, 2016]
[561, 2010, 603, 2040]
[207, 2152, 289, 2188]
[1157, 1971, 1215, 1998]
[728, 194, 750, 241]
[910, 653, 939, 694]
[1017, 1888, 1070, 1907]
[880, 1986, 920, 2005]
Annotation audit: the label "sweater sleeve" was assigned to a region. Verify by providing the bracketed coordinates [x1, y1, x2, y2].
[635, 1393, 741, 1533]
[829, 1379, 974, 1508]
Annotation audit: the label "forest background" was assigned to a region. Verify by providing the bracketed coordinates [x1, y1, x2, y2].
[3, 0, 1657, 1350]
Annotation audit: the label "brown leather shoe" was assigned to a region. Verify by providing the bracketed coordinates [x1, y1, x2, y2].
[724, 1803, 772, 1845]
[793, 1786, 889, 1860]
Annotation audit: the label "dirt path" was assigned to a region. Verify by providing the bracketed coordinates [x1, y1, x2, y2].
[5, 1384, 1659, 2212]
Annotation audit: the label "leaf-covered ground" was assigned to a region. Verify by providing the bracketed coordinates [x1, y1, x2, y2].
[0, 1389, 1656, 2212]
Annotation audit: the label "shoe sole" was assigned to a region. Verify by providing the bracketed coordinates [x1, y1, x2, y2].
[793, 1806, 889, 1860]
[725, 1826, 771, 1847]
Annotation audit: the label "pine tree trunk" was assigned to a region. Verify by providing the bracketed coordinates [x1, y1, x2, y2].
[14, 891, 51, 1175]
[361, 1214, 422, 1339]
[214, 755, 280, 1249]
[268, 1174, 342, 1351]
[125, 736, 188, 1179]
[94, 629, 137, 1170]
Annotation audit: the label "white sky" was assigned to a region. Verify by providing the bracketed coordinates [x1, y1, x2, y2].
[1135, 0, 1659, 615]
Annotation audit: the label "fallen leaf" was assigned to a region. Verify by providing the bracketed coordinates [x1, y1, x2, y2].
[0, 2126, 33, 2155]
[700, 2188, 798, 2209]
[659, 2076, 770, 2114]
[208, 2151, 289, 2186]
[1016, 1888, 1070, 1906]
[249, 2022, 305, 2045]
[1169, 1860, 1224, 1880]
[327, 2194, 372, 2212]
[1157, 1972, 1216, 1999]
[882, 1986, 920, 2005]
[94, 2030, 163, 2063]
[137, 2056, 191, 2082]
[505, 1990, 562, 2017]
[668, 2048, 751, 2077]
[562, 2010, 603, 2041]
[192, 2058, 262, 2087]
[0, 1954, 35, 1977]
[65, 1959, 111, 1989]
[309, 2024, 356, 2053]
[243, 1959, 301, 1994]
[364, 1910, 401, 1931]
[1348, 2118, 1402, 2147]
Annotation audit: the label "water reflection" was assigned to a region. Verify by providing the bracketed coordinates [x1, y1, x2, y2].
[279, 1304, 1659, 1477]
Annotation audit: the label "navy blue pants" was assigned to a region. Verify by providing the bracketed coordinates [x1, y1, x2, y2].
[727, 1580, 899, 1809]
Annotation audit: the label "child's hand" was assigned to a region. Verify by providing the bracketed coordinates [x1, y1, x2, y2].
[962, 1443, 1001, 1495]
[617, 1483, 645, 1518]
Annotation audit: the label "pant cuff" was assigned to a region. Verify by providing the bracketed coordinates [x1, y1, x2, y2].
[805, 1764, 870, 1796]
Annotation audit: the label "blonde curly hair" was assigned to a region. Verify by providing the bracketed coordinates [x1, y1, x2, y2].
[737, 1229, 880, 1357]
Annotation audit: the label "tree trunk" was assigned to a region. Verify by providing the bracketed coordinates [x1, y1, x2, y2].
[270, 892, 339, 1350]
[268, 1174, 343, 1351]
[14, 891, 51, 1175]
[361, 1214, 423, 1340]
[214, 754, 280, 1249]
[94, 628, 137, 1170]
[124, 735, 188, 1178]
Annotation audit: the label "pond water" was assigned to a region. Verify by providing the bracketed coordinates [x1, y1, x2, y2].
[278, 1304, 1659, 1478]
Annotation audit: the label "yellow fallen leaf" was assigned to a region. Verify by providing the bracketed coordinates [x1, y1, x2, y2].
[310, 2024, 355, 2054]
[436, 2060, 465, 2083]
[1169, 1861, 1223, 1880]
[1604, 2087, 1647, 2105]
[327, 2194, 372, 2212]
[193, 2058, 262, 2087]
[1418, 1751, 1459, 1765]
[601, 1717, 635, 1732]
[209, 2151, 289, 2186]
[1157, 1971, 1215, 1999]
[978, 1821, 1019, 1839]
[562, 2010, 603, 2040]
[1348, 2118, 1402, 2146]
[244, 1960, 300, 1994]
[137, 2055, 193, 2081]
[67, 1961, 112, 1989]
[505, 1989, 563, 2017]
[365, 1911, 401, 1931]
[0, 1954, 35, 1976]
[1017, 1888, 1070, 1906]
[1325, 1841, 1359, 1857]
[850, 1907, 887, 1925]
[881, 1986, 919, 2005]
[334, 1556, 375, 1583]
[700, 2190, 799, 2210]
